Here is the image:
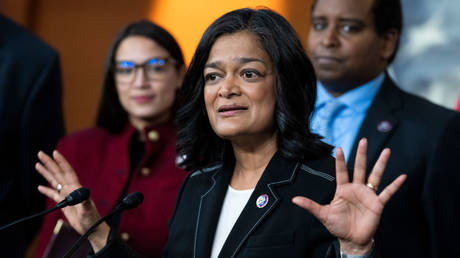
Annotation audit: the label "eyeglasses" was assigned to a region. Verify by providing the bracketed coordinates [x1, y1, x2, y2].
[113, 57, 176, 83]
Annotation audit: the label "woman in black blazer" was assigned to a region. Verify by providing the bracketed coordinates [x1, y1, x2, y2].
[35, 8, 406, 258]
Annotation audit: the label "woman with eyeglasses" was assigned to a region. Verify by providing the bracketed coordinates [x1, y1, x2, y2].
[34, 20, 188, 258]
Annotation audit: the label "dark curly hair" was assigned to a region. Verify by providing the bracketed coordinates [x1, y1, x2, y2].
[96, 20, 185, 133]
[176, 8, 332, 171]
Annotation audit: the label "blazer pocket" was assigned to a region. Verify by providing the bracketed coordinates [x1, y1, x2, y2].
[246, 231, 294, 248]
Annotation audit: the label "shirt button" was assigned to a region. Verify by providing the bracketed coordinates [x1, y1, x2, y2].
[120, 232, 130, 241]
[141, 167, 150, 176]
[148, 130, 159, 142]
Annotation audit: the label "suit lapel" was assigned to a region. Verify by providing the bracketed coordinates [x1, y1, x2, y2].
[218, 152, 299, 258]
[194, 163, 232, 258]
[348, 75, 403, 173]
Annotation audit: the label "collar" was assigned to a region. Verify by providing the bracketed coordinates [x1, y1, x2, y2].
[120, 120, 176, 142]
[194, 151, 300, 258]
[316, 73, 385, 114]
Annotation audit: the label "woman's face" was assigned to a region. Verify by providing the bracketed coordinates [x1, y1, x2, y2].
[203, 31, 276, 140]
[114, 36, 183, 128]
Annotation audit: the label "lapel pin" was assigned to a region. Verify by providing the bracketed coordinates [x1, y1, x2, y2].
[377, 120, 392, 133]
[256, 194, 269, 208]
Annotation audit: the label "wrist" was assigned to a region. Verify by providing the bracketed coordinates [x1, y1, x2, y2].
[339, 238, 374, 256]
[88, 222, 110, 253]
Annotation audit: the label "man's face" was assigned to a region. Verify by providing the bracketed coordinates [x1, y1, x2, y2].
[307, 0, 396, 94]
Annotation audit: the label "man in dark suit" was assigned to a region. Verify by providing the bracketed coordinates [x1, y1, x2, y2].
[0, 14, 64, 257]
[307, 0, 460, 257]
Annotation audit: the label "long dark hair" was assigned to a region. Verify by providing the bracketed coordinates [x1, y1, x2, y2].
[96, 20, 185, 133]
[176, 8, 332, 171]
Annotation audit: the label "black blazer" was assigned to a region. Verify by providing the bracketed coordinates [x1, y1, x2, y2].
[0, 15, 64, 257]
[93, 152, 369, 258]
[163, 152, 339, 258]
[346, 76, 460, 258]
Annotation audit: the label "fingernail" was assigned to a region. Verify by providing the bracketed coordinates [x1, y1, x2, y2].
[338, 149, 343, 157]
[292, 197, 301, 204]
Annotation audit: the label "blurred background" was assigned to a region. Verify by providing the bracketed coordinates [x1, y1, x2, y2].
[1, 0, 459, 133]
[389, 0, 460, 109]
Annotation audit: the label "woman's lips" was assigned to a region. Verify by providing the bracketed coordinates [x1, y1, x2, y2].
[218, 105, 248, 116]
[132, 95, 154, 104]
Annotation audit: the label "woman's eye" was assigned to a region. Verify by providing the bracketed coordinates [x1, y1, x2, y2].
[116, 68, 133, 74]
[205, 73, 219, 82]
[147, 65, 165, 72]
[242, 70, 259, 80]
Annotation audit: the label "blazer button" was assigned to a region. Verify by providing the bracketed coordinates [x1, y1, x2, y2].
[120, 232, 130, 241]
[148, 130, 159, 142]
[141, 167, 150, 176]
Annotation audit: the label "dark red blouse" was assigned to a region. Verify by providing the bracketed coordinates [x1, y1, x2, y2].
[36, 121, 188, 257]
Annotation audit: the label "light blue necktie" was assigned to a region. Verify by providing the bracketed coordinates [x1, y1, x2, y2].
[318, 100, 346, 147]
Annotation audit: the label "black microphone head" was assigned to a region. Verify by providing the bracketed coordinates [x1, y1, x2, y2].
[120, 192, 144, 210]
[65, 187, 90, 206]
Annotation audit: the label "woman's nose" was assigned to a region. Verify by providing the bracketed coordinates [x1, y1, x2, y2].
[218, 76, 240, 98]
[132, 67, 149, 88]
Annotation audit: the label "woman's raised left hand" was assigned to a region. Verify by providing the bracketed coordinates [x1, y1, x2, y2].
[292, 138, 406, 255]
[35, 150, 110, 251]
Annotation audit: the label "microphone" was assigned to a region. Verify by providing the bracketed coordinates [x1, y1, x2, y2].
[0, 187, 90, 231]
[63, 192, 144, 258]
[113, 191, 144, 211]
[56, 187, 91, 208]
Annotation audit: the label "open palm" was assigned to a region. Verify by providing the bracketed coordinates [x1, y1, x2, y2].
[293, 138, 406, 254]
[35, 150, 111, 251]
[35, 150, 103, 235]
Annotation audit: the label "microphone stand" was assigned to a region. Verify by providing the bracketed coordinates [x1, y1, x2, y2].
[63, 192, 144, 258]
[0, 205, 61, 231]
[0, 187, 90, 231]
[62, 206, 121, 258]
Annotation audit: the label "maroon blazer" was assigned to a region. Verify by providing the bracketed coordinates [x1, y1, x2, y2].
[36, 122, 188, 257]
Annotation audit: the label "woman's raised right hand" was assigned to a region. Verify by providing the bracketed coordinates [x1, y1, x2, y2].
[35, 150, 110, 251]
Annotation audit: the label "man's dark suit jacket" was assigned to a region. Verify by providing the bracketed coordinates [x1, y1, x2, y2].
[0, 15, 64, 257]
[93, 152, 379, 258]
[346, 76, 460, 258]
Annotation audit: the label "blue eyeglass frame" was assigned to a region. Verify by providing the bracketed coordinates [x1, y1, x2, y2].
[116, 57, 168, 69]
